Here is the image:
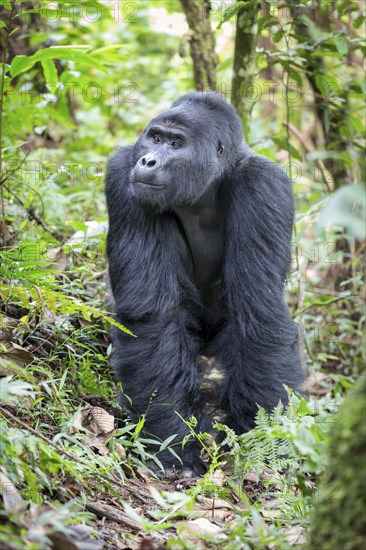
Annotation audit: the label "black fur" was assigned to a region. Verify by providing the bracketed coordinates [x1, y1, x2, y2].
[105, 92, 303, 474]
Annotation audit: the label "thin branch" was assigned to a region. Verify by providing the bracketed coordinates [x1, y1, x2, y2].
[3, 182, 64, 242]
[283, 121, 333, 193]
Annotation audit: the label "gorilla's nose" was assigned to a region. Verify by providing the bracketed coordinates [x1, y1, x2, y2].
[134, 153, 160, 183]
[139, 153, 157, 168]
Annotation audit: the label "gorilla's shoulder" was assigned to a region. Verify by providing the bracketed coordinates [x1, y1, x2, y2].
[107, 146, 134, 172]
[105, 146, 134, 193]
[236, 153, 291, 191]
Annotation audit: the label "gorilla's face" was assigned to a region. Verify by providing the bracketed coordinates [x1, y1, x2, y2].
[130, 110, 224, 213]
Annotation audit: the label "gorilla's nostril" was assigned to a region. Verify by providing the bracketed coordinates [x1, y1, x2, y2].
[140, 156, 156, 168]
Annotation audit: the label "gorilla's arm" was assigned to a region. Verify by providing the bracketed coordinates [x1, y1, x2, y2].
[218, 155, 303, 432]
[106, 148, 210, 472]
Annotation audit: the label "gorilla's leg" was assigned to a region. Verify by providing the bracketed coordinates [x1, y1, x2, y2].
[111, 312, 210, 475]
[215, 322, 302, 433]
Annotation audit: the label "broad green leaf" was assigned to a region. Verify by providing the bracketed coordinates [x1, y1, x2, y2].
[315, 75, 340, 99]
[288, 67, 303, 86]
[319, 183, 366, 239]
[273, 30, 284, 43]
[91, 45, 128, 56]
[159, 433, 178, 451]
[31, 46, 107, 73]
[134, 416, 146, 438]
[216, 1, 247, 30]
[334, 37, 347, 54]
[41, 59, 58, 93]
[42, 105, 76, 129]
[10, 46, 107, 78]
[10, 55, 36, 77]
[311, 50, 344, 58]
[272, 138, 303, 161]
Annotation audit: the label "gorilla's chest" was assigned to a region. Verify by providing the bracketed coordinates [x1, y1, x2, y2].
[173, 210, 225, 292]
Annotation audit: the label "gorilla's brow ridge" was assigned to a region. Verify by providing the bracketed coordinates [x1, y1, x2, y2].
[157, 114, 190, 130]
[148, 124, 186, 141]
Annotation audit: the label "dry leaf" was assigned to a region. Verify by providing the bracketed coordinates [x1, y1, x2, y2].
[49, 524, 104, 549]
[261, 509, 281, 519]
[85, 434, 112, 455]
[194, 496, 234, 520]
[245, 468, 259, 483]
[0, 341, 33, 367]
[70, 407, 116, 455]
[46, 247, 68, 271]
[196, 495, 234, 510]
[303, 371, 331, 395]
[71, 407, 115, 435]
[115, 442, 127, 461]
[211, 468, 225, 487]
[180, 518, 225, 539]
[0, 315, 19, 340]
[0, 470, 24, 510]
[285, 526, 307, 545]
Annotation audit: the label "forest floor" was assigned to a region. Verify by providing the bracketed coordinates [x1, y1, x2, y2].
[1, 245, 363, 549]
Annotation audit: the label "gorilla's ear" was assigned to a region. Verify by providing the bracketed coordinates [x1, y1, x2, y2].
[217, 142, 224, 156]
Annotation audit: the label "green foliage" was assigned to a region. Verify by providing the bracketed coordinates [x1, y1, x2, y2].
[230, 392, 337, 477]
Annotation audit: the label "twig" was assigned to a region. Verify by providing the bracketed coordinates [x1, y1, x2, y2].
[0, 153, 30, 187]
[295, 295, 356, 316]
[85, 501, 141, 531]
[283, 121, 333, 192]
[3, 182, 63, 241]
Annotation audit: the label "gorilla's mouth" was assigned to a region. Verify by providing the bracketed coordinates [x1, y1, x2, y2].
[134, 181, 166, 190]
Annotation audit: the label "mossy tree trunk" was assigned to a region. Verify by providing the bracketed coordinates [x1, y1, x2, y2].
[179, 0, 217, 91]
[288, 3, 349, 188]
[310, 374, 366, 549]
[231, 0, 260, 138]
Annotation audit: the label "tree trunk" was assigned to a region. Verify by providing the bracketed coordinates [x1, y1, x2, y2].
[179, 0, 217, 91]
[289, 4, 349, 188]
[310, 374, 366, 550]
[231, 0, 260, 138]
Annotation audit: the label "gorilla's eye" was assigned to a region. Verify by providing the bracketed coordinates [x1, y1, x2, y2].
[171, 141, 181, 149]
[153, 135, 160, 143]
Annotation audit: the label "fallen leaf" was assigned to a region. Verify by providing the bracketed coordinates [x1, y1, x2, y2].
[285, 526, 307, 545]
[85, 433, 113, 455]
[261, 509, 281, 519]
[196, 495, 234, 510]
[180, 518, 225, 539]
[245, 468, 259, 483]
[303, 371, 331, 395]
[46, 247, 68, 271]
[0, 315, 18, 340]
[49, 524, 104, 549]
[0, 470, 24, 509]
[194, 495, 234, 520]
[71, 406, 115, 435]
[211, 469, 225, 487]
[0, 341, 33, 367]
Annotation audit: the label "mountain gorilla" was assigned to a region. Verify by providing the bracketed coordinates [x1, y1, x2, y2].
[106, 92, 303, 476]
